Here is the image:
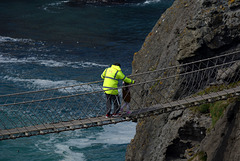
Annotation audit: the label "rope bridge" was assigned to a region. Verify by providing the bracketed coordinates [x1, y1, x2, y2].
[0, 50, 240, 140]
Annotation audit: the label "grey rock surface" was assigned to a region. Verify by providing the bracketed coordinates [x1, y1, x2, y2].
[126, 0, 240, 160]
[200, 101, 240, 161]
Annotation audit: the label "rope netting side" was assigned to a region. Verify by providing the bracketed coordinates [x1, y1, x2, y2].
[0, 81, 106, 133]
[0, 50, 239, 139]
[127, 50, 240, 116]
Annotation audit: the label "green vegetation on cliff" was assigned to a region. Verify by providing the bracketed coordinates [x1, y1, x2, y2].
[191, 81, 240, 126]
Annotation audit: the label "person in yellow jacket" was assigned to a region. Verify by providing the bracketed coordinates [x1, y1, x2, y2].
[101, 63, 135, 118]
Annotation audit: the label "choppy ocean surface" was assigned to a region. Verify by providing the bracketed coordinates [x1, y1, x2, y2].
[0, 0, 173, 160]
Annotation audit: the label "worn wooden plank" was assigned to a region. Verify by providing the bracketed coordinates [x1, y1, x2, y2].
[0, 116, 122, 136]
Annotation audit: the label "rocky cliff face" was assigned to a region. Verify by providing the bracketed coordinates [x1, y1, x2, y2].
[126, 0, 240, 161]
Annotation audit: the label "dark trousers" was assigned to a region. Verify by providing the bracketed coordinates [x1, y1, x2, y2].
[105, 94, 120, 115]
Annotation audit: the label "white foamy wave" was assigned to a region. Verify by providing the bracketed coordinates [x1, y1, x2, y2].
[0, 55, 37, 64]
[81, 62, 109, 68]
[67, 121, 136, 145]
[55, 144, 86, 161]
[0, 54, 108, 68]
[39, 59, 108, 68]
[36, 122, 136, 161]
[42, 1, 70, 12]
[3, 76, 77, 90]
[39, 59, 68, 67]
[35, 135, 86, 161]
[0, 36, 32, 43]
[3, 76, 102, 92]
[97, 121, 137, 144]
[143, 0, 161, 4]
[134, 0, 162, 6]
[60, 83, 102, 93]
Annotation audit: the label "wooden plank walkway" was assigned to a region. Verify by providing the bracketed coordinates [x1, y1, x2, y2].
[0, 86, 239, 140]
[130, 86, 240, 117]
[0, 116, 129, 140]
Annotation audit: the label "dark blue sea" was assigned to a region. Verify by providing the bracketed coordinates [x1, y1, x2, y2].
[0, 0, 173, 160]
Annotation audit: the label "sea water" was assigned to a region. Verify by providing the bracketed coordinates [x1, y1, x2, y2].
[0, 0, 173, 160]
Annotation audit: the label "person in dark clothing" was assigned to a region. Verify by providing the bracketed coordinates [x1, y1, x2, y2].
[120, 82, 131, 114]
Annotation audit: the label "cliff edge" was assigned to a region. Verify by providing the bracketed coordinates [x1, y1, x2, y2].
[126, 0, 240, 161]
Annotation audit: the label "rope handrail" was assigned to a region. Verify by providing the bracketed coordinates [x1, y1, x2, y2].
[128, 49, 240, 78]
[0, 49, 239, 98]
[1, 59, 237, 107]
[0, 50, 239, 140]
[0, 80, 104, 98]
[0, 59, 237, 107]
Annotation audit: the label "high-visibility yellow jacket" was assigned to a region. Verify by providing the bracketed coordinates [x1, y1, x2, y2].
[101, 65, 134, 95]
